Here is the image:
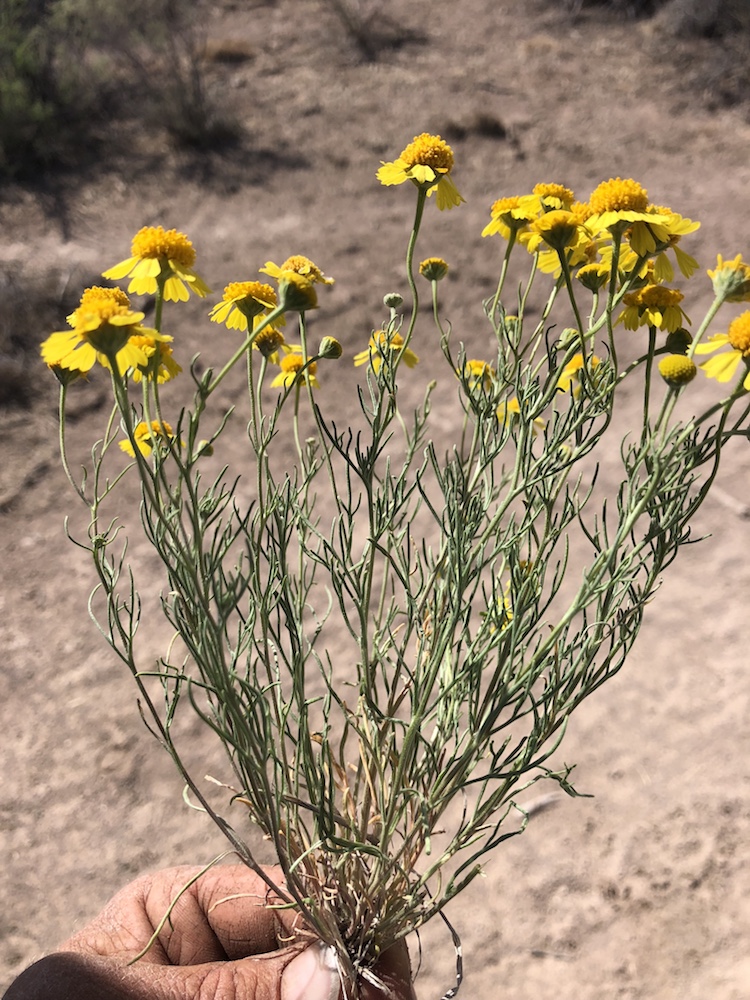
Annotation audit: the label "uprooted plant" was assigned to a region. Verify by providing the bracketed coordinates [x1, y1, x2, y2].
[42, 133, 750, 997]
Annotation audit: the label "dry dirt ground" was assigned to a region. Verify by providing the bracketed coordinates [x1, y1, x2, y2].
[3, 1, 750, 997]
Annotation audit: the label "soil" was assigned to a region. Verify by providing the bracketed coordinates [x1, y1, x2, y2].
[3, 1, 750, 997]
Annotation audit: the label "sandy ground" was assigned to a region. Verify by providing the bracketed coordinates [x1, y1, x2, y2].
[3, 1, 750, 996]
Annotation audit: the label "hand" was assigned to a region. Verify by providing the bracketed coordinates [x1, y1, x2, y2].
[4, 865, 416, 1000]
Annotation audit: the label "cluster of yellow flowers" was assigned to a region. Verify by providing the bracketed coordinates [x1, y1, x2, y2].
[377, 132, 750, 395]
[481, 174, 750, 392]
[40, 230, 335, 390]
[41, 134, 750, 459]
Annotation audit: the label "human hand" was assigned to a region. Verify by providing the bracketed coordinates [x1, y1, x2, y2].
[4, 865, 416, 1000]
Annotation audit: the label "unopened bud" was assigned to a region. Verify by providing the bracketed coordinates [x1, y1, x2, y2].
[317, 336, 342, 360]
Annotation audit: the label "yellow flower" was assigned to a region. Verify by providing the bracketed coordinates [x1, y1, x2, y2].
[695, 312, 750, 389]
[270, 352, 319, 388]
[209, 281, 278, 331]
[129, 333, 182, 383]
[260, 256, 333, 313]
[277, 271, 319, 312]
[103, 226, 211, 302]
[576, 261, 611, 292]
[253, 325, 288, 363]
[526, 209, 580, 254]
[482, 196, 537, 240]
[260, 255, 334, 286]
[708, 253, 750, 303]
[40, 286, 149, 374]
[589, 177, 649, 215]
[377, 133, 464, 210]
[587, 178, 670, 257]
[353, 330, 419, 372]
[619, 284, 690, 332]
[462, 359, 496, 390]
[532, 182, 575, 211]
[646, 206, 700, 281]
[658, 355, 697, 388]
[120, 420, 182, 458]
[557, 352, 602, 394]
[496, 397, 546, 435]
[47, 363, 86, 387]
[419, 257, 450, 281]
[523, 202, 597, 274]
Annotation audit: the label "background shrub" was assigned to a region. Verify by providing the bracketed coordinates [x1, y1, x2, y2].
[0, 0, 238, 181]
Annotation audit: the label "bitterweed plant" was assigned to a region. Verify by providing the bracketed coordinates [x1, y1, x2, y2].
[42, 134, 750, 998]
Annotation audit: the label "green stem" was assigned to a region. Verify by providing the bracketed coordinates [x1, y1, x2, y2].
[58, 383, 89, 504]
[400, 186, 428, 354]
[490, 231, 517, 323]
[206, 305, 286, 398]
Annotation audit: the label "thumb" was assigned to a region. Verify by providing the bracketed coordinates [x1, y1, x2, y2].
[280, 942, 339, 1000]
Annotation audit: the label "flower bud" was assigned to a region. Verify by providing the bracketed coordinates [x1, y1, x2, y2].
[195, 439, 215, 458]
[317, 336, 342, 360]
[664, 328, 692, 355]
[658, 354, 697, 388]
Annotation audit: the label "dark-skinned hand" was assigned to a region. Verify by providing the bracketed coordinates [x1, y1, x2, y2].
[3, 865, 416, 1000]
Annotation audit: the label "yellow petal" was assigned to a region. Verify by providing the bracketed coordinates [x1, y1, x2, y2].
[102, 256, 138, 279]
[435, 174, 465, 211]
[700, 351, 741, 383]
[376, 161, 408, 186]
[410, 164, 437, 185]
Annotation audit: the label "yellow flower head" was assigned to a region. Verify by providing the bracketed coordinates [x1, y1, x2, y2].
[47, 363, 85, 387]
[419, 257, 450, 281]
[644, 205, 701, 281]
[462, 359, 496, 390]
[576, 261, 611, 292]
[708, 253, 750, 303]
[120, 420, 182, 458]
[209, 281, 278, 331]
[129, 332, 182, 384]
[277, 271, 318, 312]
[619, 284, 689, 333]
[67, 285, 132, 327]
[103, 226, 211, 302]
[727, 312, 750, 354]
[353, 330, 419, 372]
[695, 312, 750, 389]
[377, 133, 464, 210]
[532, 182, 575, 211]
[496, 396, 546, 435]
[482, 196, 537, 240]
[253, 326, 288, 362]
[658, 355, 697, 388]
[527, 209, 580, 253]
[270, 352, 319, 389]
[260, 256, 333, 313]
[261, 255, 334, 286]
[589, 178, 649, 215]
[557, 352, 602, 394]
[41, 285, 149, 374]
[587, 178, 671, 257]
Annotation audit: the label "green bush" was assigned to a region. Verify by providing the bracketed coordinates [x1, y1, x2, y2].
[0, 0, 238, 181]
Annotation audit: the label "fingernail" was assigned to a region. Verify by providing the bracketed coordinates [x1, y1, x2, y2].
[281, 942, 340, 1000]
